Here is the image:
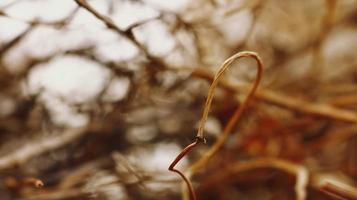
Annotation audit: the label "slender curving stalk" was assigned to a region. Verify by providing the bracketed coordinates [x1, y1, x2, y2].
[169, 138, 202, 200]
[169, 51, 263, 200]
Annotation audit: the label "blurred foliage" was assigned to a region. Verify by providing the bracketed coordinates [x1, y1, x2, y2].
[0, 0, 357, 199]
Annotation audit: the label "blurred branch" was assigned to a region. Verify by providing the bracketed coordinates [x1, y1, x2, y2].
[191, 67, 357, 123]
[319, 182, 357, 200]
[199, 158, 308, 200]
[74, 0, 148, 57]
[0, 127, 87, 171]
[24, 188, 88, 200]
[0, 6, 79, 28]
[5, 177, 44, 189]
[0, 26, 33, 56]
[312, 174, 357, 200]
[309, 0, 337, 78]
[74, 0, 168, 73]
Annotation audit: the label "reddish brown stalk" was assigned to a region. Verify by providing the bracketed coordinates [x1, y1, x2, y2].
[169, 138, 202, 200]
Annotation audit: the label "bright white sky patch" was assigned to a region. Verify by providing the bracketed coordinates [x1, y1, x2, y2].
[143, 0, 190, 13]
[94, 38, 139, 62]
[0, 17, 29, 45]
[216, 9, 253, 46]
[26, 55, 112, 127]
[28, 55, 111, 104]
[127, 142, 188, 192]
[4, 0, 77, 22]
[134, 20, 176, 56]
[0, 0, 16, 8]
[128, 142, 187, 172]
[69, 8, 106, 29]
[111, 1, 159, 30]
[102, 77, 130, 102]
[42, 94, 90, 127]
[2, 25, 119, 73]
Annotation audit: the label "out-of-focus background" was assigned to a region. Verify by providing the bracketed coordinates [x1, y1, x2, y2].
[0, 0, 357, 199]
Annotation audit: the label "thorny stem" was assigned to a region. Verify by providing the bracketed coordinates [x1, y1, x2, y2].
[169, 51, 263, 200]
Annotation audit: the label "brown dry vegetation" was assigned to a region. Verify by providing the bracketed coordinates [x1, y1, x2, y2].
[0, 0, 357, 200]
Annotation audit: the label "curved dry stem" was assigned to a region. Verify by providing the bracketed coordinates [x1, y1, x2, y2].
[181, 51, 263, 200]
[194, 51, 263, 165]
[169, 51, 263, 200]
[196, 51, 263, 141]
